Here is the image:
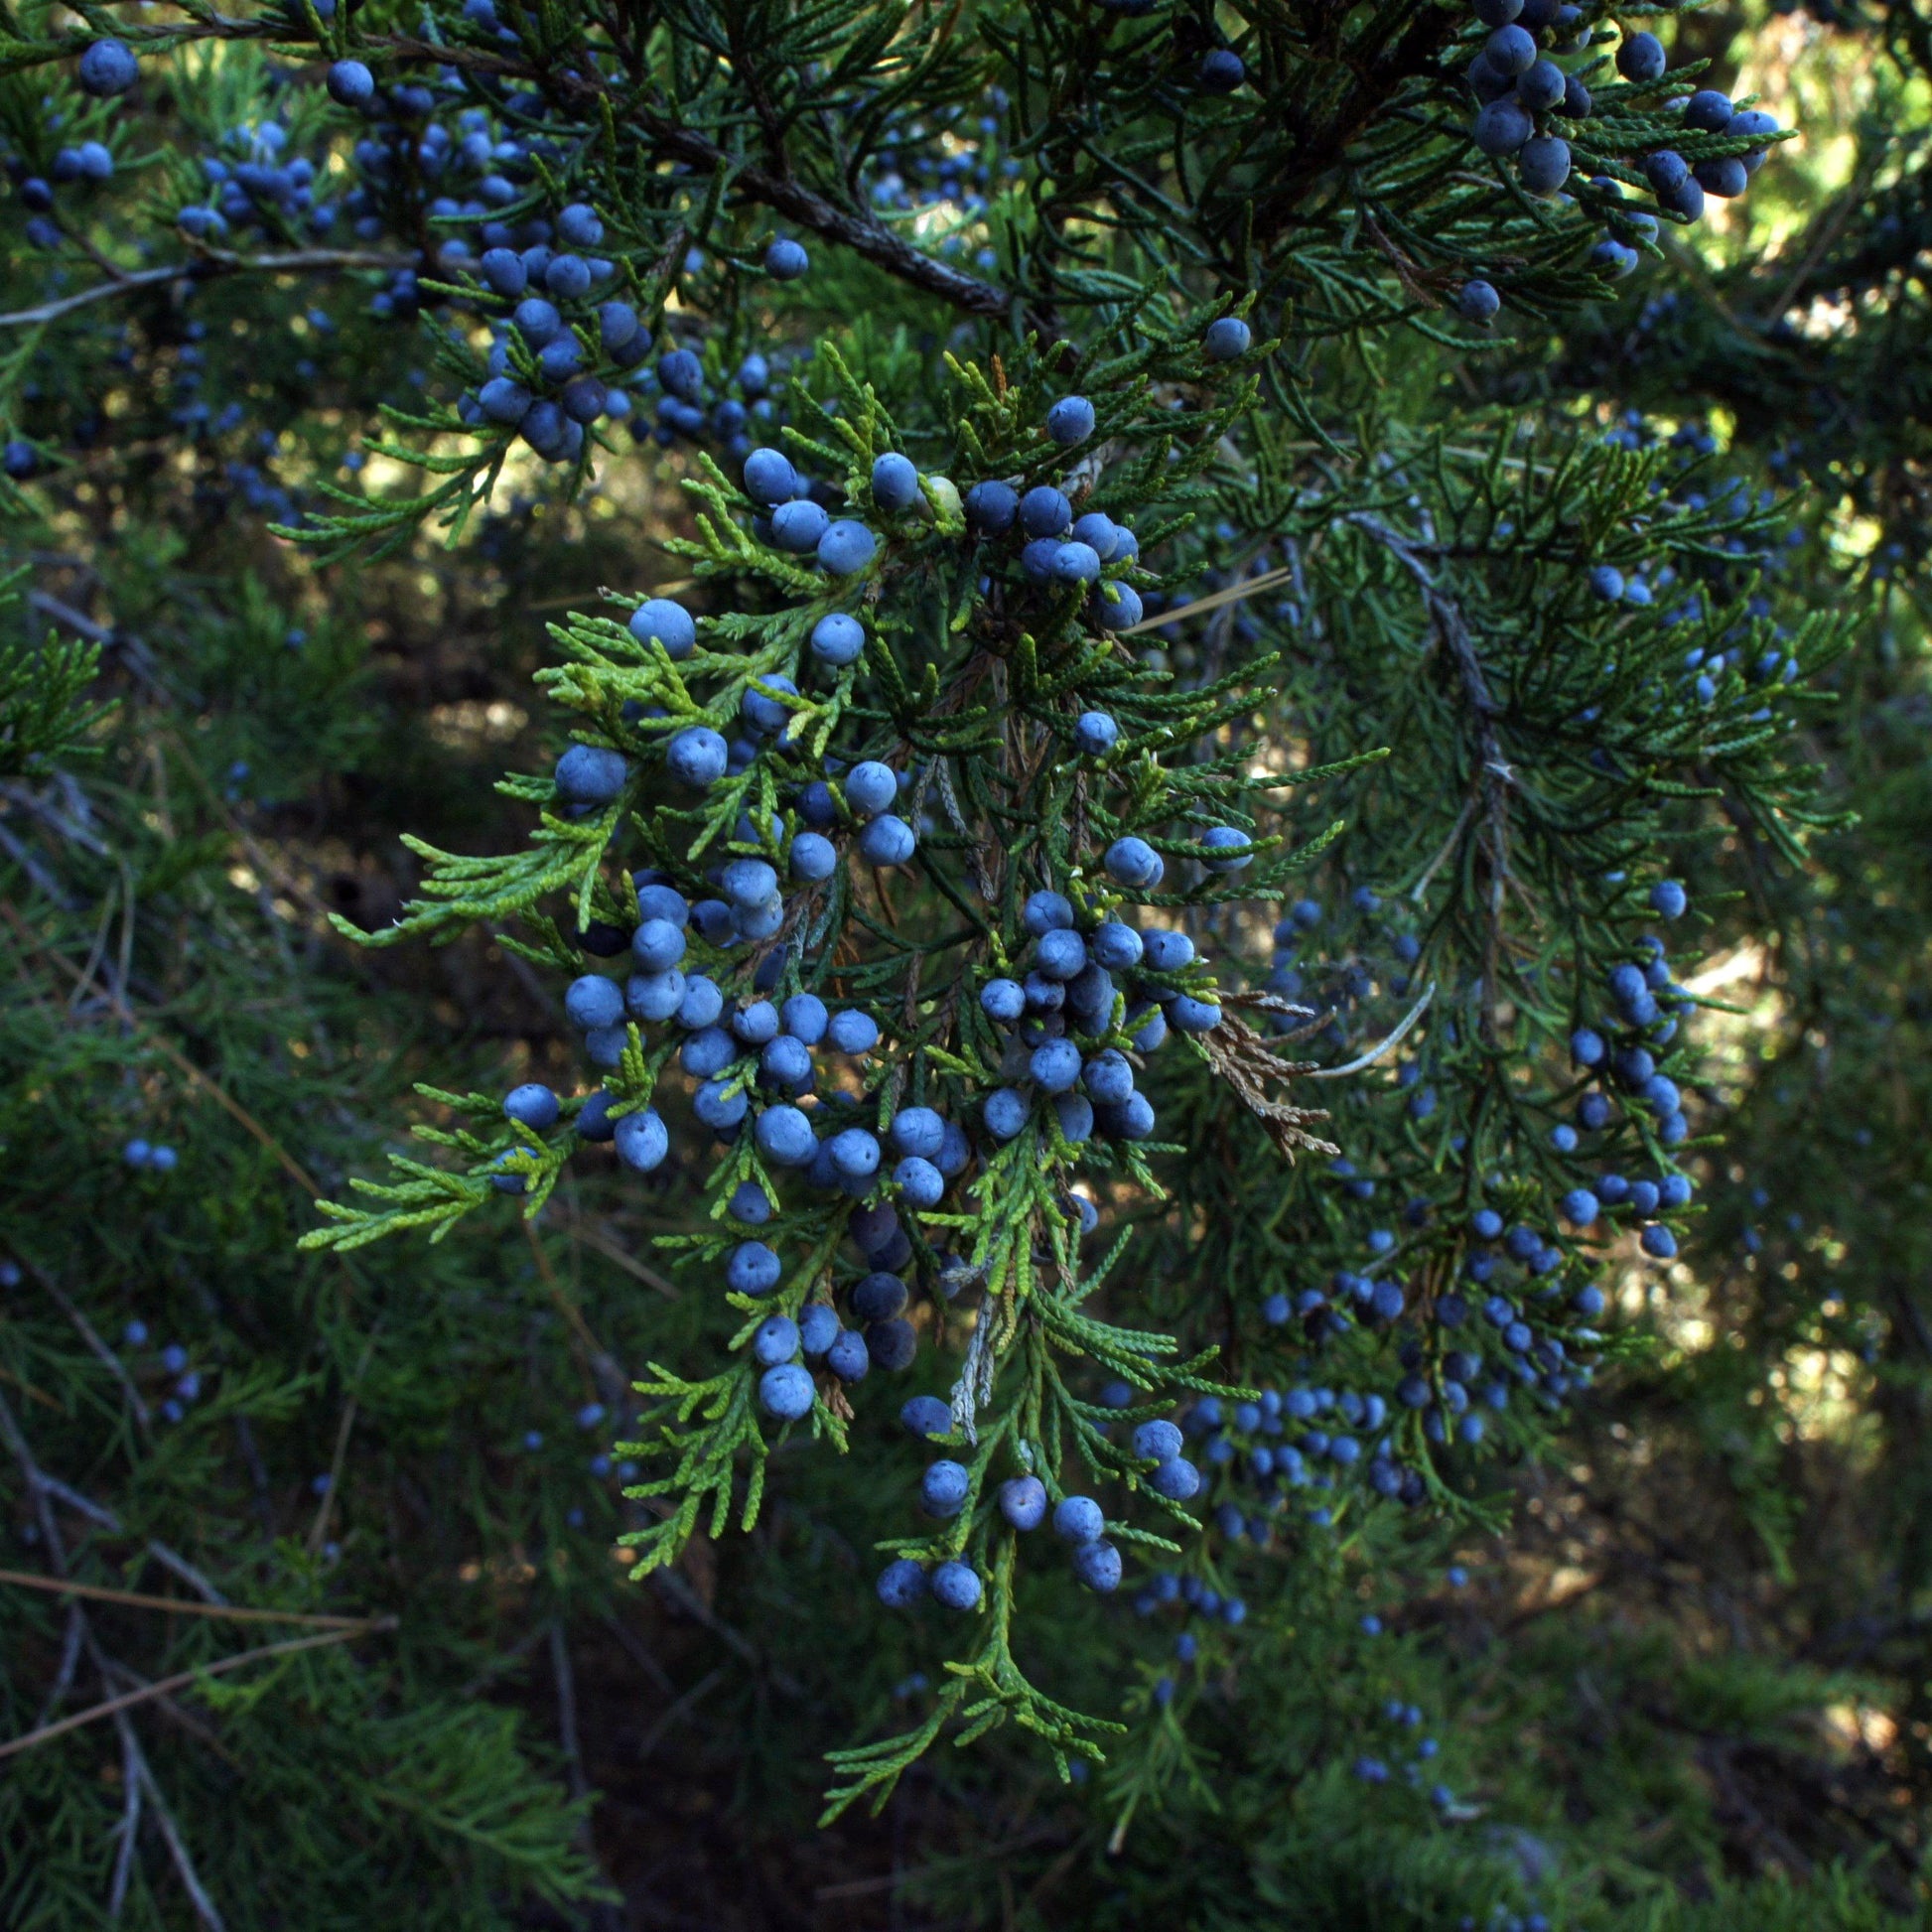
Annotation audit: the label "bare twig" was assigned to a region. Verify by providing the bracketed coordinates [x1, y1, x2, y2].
[34, 1602, 85, 1727]
[621, 114, 1034, 332]
[647, 1568, 807, 1701]
[600, 1611, 676, 1698]
[0, 1387, 227, 1923]
[0, 776, 110, 855]
[107, 1711, 142, 1919]
[813, 1827, 1067, 1900]
[1303, 981, 1437, 1078]
[28, 589, 163, 692]
[935, 755, 998, 903]
[633, 1665, 726, 1765]
[1409, 796, 1476, 904]
[307, 1333, 377, 1556]
[26, 1467, 227, 1606]
[1345, 512, 1514, 1040]
[947, 1302, 997, 1444]
[548, 1621, 625, 1932]
[0, 1620, 398, 1763]
[0, 813, 72, 904]
[0, 248, 417, 331]
[1758, 159, 1871, 325]
[0, 1568, 379, 1629]
[454, 1619, 549, 1701]
[556, 1212, 680, 1300]
[123, 1724, 227, 1932]
[7, 1249, 152, 1435]
[549, 1618, 591, 1802]
[1119, 565, 1300, 637]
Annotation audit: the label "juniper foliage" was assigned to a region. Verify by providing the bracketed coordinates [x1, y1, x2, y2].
[0, 0, 1926, 1925]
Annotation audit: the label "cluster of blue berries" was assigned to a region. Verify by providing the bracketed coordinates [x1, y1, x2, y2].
[1262, 890, 1423, 1043]
[536, 908, 894, 1187]
[1108, 861, 1717, 1528]
[0, 0, 1841, 1861]
[314, 307, 1732, 1728]
[975, 885, 1234, 1151]
[878, 1402, 1195, 1613]
[177, 118, 335, 248]
[1457, 9, 1785, 320]
[331, 75, 580, 290]
[122, 1137, 180, 1173]
[1587, 422, 1811, 720]
[118, 1324, 203, 1426]
[1353, 1696, 1451, 1809]
[962, 454, 1147, 629]
[1135, 1558, 1246, 1639]
[468, 279, 644, 466]
[740, 1199, 942, 1415]
[461, 345, 1304, 1621]
[632, 345, 789, 461]
[516, 717, 960, 1405]
[7, 132, 114, 255]
[1190, 1380, 1413, 1525]
[511, 1396, 646, 1507]
[1567, 922, 1697, 1162]
[1465, 0, 1595, 200]
[470, 278, 808, 471]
